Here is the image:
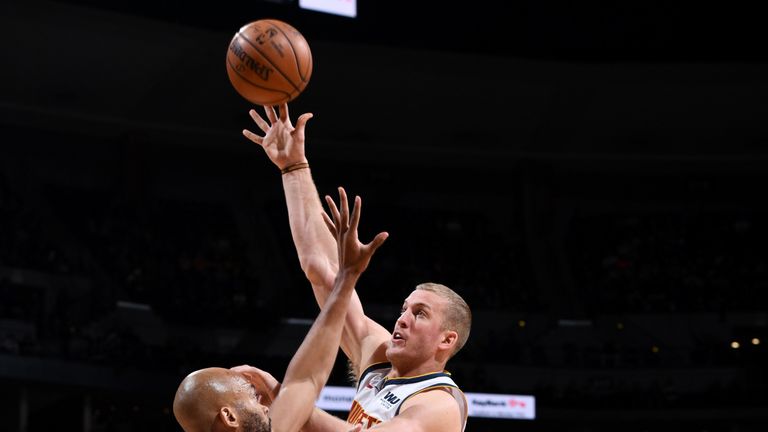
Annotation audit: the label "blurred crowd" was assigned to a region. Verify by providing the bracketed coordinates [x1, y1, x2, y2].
[2, 164, 767, 430]
[569, 212, 768, 314]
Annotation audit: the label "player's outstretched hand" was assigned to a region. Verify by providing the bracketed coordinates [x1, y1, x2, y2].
[242, 103, 313, 171]
[322, 186, 388, 276]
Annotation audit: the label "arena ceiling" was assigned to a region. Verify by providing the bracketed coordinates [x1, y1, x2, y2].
[47, 0, 768, 63]
[3, 0, 768, 161]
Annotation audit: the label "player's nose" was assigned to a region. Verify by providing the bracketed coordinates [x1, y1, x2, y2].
[396, 313, 410, 328]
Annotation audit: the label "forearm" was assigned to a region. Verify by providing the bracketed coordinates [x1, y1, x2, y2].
[272, 272, 359, 432]
[282, 271, 359, 389]
[282, 168, 339, 297]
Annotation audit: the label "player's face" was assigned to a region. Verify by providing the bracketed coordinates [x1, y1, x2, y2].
[387, 290, 448, 367]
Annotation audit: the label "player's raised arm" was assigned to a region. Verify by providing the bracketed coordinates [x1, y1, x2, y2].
[243, 104, 331, 285]
[269, 188, 387, 432]
[243, 104, 391, 371]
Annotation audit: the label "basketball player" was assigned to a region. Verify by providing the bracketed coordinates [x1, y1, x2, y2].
[173, 188, 388, 432]
[243, 104, 471, 431]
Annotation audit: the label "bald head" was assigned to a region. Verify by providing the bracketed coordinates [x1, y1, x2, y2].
[173, 367, 268, 432]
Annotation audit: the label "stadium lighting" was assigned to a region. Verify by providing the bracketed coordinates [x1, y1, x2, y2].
[299, 0, 357, 17]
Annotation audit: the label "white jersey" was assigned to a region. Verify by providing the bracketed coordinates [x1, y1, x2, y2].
[346, 362, 468, 431]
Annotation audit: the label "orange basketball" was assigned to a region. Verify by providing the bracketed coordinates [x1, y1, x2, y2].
[226, 19, 313, 105]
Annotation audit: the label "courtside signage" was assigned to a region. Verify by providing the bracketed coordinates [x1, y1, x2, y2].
[466, 392, 536, 420]
[316, 387, 536, 420]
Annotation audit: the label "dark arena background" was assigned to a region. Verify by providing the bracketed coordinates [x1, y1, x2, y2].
[2, 1, 768, 431]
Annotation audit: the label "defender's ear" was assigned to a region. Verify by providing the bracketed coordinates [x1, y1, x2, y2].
[218, 406, 239, 429]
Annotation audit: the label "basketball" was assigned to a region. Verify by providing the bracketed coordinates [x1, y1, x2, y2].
[226, 19, 313, 105]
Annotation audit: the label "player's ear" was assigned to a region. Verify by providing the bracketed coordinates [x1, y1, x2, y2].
[439, 330, 458, 351]
[218, 406, 240, 429]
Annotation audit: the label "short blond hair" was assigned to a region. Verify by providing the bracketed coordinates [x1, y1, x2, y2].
[415, 283, 471, 357]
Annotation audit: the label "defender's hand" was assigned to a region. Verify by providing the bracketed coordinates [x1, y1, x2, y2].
[230, 364, 281, 406]
[322, 187, 388, 276]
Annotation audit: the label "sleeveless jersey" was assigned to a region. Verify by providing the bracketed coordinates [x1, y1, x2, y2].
[346, 362, 468, 431]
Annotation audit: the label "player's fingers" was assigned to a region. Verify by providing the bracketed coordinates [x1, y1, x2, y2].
[249, 109, 271, 133]
[367, 232, 389, 254]
[338, 187, 349, 231]
[325, 195, 342, 228]
[321, 211, 337, 237]
[229, 364, 252, 373]
[242, 129, 264, 145]
[347, 424, 363, 432]
[279, 103, 289, 123]
[265, 105, 278, 124]
[349, 196, 362, 233]
[295, 113, 313, 131]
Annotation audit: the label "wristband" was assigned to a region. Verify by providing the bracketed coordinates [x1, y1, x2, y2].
[281, 162, 309, 175]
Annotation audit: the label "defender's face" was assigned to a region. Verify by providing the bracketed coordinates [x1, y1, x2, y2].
[239, 405, 271, 432]
[231, 375, 271, 432]
[386, 290, 448, 366]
